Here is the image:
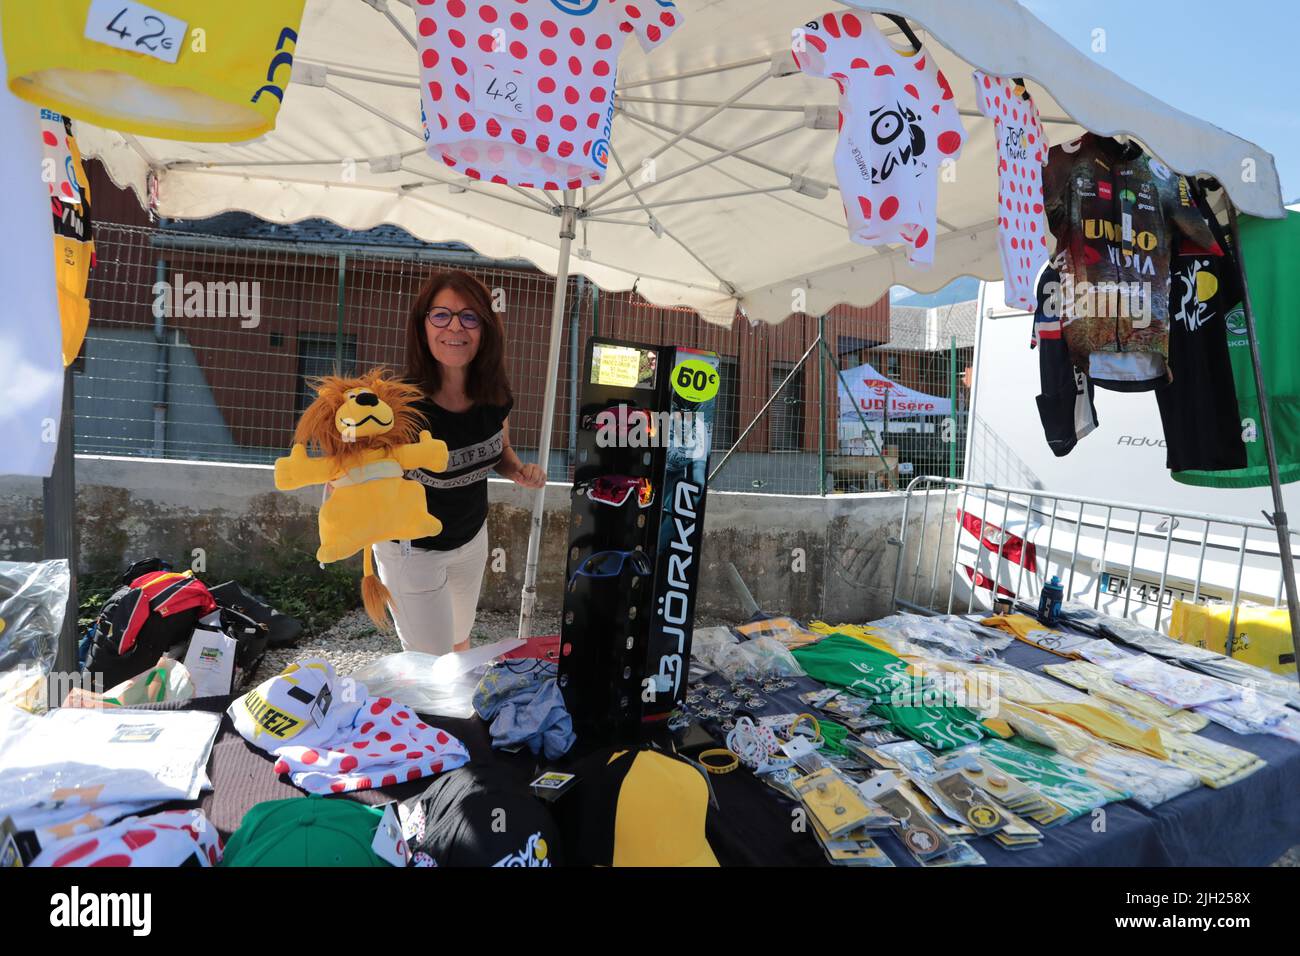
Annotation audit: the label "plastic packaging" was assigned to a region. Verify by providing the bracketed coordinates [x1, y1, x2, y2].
[351, 638, 524, 718]
[869, 613, 1013, 661]
[1043, 599, 1300, 707]
[62, 658, 195, 709]
[1104, 655, 1237, 710]
[715, 635, 805, 682]
[733, 615, 821, 648]
[1195, 692, 1290, 736]
[0, 559, 69, 675]
[0, 704, 221, 833]
[690, 626, 740, 674]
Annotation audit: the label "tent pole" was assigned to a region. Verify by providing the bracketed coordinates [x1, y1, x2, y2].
[1226, 203, 1300, 670]
[818, 313, 826, 496]
[43, 365, 79, 677]
[518, 191, 577, 640]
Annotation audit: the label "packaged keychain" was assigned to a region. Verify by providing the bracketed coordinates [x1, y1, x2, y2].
[926, 769, 1008, 835]
[793, 768, 874, 838]
[859, 772, 953, 862]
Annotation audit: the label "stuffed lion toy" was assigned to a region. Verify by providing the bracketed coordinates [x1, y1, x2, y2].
[275, 369, 448, 628]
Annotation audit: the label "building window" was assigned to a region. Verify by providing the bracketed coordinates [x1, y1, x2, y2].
[297, 336, 357, 413]
[713, 354, 740, 453]
[769, 360, 805, 452]
[886, 353, 901, 379]
[836, 335, 876, 367]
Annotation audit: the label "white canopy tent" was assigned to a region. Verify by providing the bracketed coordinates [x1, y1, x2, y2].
[75, 0, 1294, 644]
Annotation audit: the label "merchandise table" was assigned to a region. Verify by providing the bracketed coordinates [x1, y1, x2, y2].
[163, 639, 1300, 867]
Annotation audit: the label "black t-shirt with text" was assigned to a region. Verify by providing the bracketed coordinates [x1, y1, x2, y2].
[404, 396, 513, 551]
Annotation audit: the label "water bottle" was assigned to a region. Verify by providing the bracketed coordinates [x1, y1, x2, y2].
[1038, 576, 1064, 627]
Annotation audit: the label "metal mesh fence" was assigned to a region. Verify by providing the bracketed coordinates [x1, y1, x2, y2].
[79, 220, 976, 494]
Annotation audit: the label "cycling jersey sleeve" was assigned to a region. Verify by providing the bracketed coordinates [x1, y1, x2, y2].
[620, 1, 683, 54]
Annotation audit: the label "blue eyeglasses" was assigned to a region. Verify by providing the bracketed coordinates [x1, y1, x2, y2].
[568, 549, 652, 592]
[426, 307, 482, 329]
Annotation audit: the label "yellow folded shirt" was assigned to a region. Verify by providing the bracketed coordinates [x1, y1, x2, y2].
[1030, 701, 1168, 760]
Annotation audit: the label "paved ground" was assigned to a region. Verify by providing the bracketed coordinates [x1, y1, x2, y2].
[261, 607, 1297, 866]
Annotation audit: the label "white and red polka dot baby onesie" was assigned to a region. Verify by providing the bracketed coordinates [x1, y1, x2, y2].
[973, 70, 1050, 310]
[792, 10, 965, 267]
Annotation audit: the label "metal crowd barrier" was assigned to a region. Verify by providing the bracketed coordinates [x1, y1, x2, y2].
[889, 476, 1299, 646]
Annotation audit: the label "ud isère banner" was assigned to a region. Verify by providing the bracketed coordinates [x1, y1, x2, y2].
[837, 361, 952, 420]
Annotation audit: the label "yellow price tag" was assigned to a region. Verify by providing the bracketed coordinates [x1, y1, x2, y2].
[593, 345, 643, 388]
[671, 358, 720, 403]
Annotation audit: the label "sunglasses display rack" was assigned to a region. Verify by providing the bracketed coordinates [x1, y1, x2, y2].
[558, 336, 722, 742]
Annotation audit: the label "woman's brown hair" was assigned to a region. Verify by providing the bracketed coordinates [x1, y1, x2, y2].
[405, 269, 513, 407]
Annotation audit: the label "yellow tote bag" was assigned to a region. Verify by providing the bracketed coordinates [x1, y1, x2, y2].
[1170, 600, 1295, 675]
[2, 0, 305, 142]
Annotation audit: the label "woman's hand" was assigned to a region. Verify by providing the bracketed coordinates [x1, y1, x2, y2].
[512, 462, 547, 489]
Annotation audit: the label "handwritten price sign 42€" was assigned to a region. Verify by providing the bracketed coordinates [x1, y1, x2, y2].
[474, 65, 531, 118]
[84, 0, 186, 64]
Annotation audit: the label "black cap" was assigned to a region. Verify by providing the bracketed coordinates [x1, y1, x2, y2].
[399, 767, 562, 867]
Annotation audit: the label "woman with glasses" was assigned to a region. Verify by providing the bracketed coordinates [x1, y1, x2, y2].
[372, 270, 545, 655]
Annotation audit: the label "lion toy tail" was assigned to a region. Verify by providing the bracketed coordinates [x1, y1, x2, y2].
[361, 547, 394, 630]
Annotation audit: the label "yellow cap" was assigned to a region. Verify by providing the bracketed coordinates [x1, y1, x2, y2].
[611, 750, 719, 868]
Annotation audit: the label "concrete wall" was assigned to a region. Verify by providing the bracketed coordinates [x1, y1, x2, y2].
[0, 456, 955, 623]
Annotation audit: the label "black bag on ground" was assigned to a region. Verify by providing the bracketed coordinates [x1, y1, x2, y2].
[84, 569, 217, 689]
[215, 606, 269, 691]
[119, 557, 172, 585]
[209, 581, 303, 649]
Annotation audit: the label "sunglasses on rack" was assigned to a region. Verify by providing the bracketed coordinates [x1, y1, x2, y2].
[576, 475, 654, 508]
[426, 307, 482, 330]
[568, 549, 653, 591]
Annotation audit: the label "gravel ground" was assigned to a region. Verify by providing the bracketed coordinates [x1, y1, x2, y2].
[261, 606, 739, 678]
[259, 607, 1298, 866]
[260, 607, 547, 678]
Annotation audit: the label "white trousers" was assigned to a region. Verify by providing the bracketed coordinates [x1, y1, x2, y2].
[371, 524, 489, 655]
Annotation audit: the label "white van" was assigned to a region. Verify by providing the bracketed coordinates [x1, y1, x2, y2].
[945, 279, 1299, 637]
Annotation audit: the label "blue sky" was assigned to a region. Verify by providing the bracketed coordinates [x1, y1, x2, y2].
[1023, 0, 1299, 202]
[896, 0, 1297, 305]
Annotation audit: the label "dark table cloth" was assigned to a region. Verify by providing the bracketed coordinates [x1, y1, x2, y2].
[158, 634, 1300, 866]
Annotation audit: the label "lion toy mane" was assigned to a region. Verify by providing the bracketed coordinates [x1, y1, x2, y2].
[274, 368, 448, 628]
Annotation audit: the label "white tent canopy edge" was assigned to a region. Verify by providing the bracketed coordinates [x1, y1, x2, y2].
[81, 0, 1285, 328]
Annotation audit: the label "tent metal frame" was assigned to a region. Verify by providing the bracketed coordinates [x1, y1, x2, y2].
[50, 7, 1298, 659]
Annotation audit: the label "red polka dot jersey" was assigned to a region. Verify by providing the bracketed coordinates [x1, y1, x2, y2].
[792, 11, 965, 267]
[35, 809, 222, 868]
[415, 0, 683, 188]
[39, 110, 84, 204]
[973, 71, 1049, 310]
[228, 658, 470, 795]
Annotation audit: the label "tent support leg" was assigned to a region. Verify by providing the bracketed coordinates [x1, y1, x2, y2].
[518, 192, 577, 640]
[44, 365, 78, 677]
[1227, 204, 1300, 671]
